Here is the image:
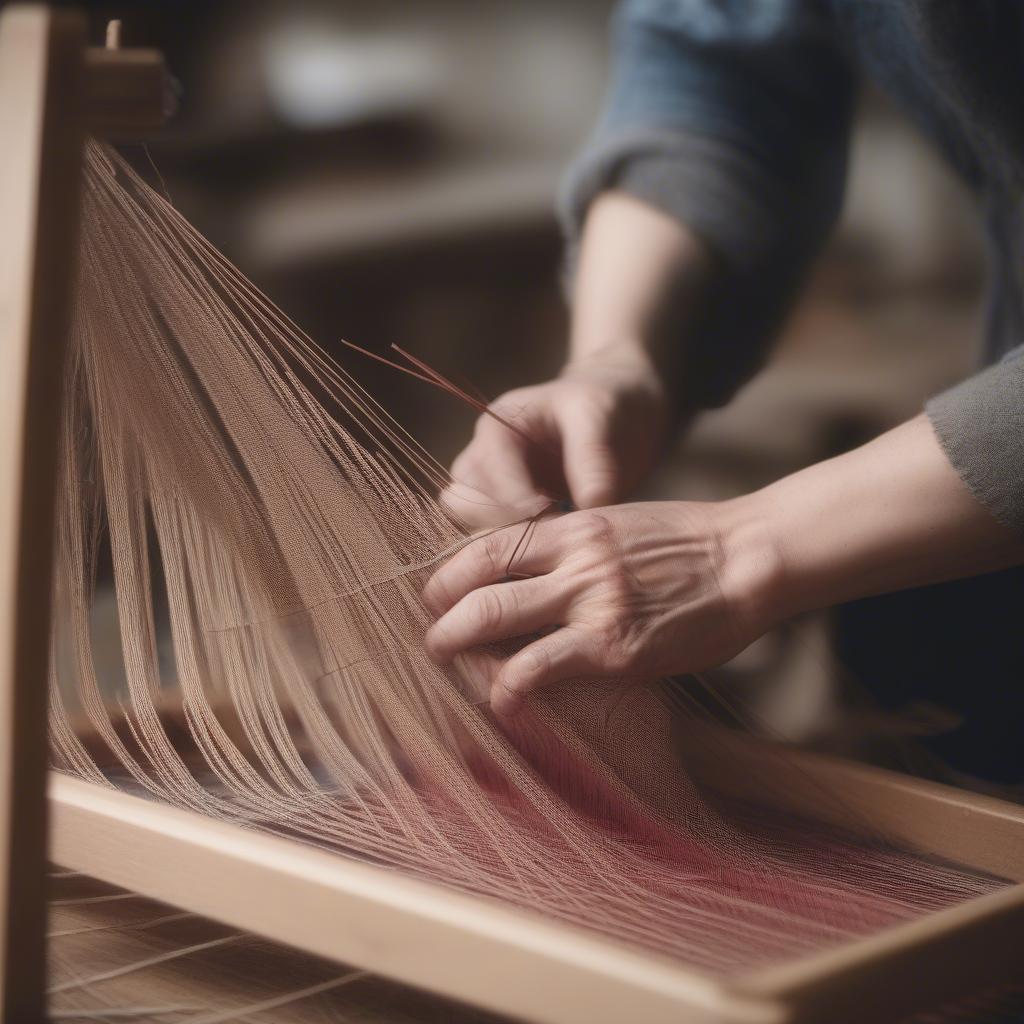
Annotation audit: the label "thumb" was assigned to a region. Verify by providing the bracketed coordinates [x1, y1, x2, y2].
[562, 415, 619, 509]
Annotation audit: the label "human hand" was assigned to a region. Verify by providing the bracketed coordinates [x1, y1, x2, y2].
[429, 413, 1024, 718]
[442, 353, 670, 527]
[423, 501, 779, 716]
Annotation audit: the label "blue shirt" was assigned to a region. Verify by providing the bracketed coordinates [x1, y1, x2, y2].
[562, 0, 1024, 531]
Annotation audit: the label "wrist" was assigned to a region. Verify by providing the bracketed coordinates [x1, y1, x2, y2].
[721, 417, 1024, 620]
[561, 342, 669, 415]
[712, 492, 791, 637]
[563, 337, 662, 383]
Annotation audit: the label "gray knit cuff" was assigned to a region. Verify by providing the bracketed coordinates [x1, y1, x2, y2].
[926, 349, 1024, 534]
[558, 128, 790, 278]
[556, 126, 842, 411]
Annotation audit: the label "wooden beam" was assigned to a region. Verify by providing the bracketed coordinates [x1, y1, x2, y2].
[0, 7, 86, 1021]
[83, 45, 167, 138]
[48, 774, 781, 1024]
[683, 730, 1024, 881]
[739, 884, 1024, 1023]
[49, 766, 1024, 1023]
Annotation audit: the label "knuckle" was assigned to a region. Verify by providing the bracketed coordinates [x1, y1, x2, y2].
[600, 636, 635, 675]
[570, 510, 615, 547]
[514, 644, 550, 686]
[493, 386, 530, 407]
[424, 578, 452, 611]
[581, 432, 612, 457]
[601, 564, 633, 603]
[569, 383, 614, 416]
[496, 676, 524, 703]
[578, 438, 614, 471]
[574, 602, 636, 672]
[471, 416, 505, 445]
[480, 530, 509, 573]
[489, 390, 535, 425]
[580, 620, 628, 674]
[559, 381, 589, 408]
[493, 674, 529, 714]
[471, 412, 495, 439]
[428, 616, 454, 652]
[470, 587, 504, 632]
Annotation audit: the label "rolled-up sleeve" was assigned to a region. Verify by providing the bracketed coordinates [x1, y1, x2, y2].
[927, 347, 1024, 533]
[560, 0, 856, 408]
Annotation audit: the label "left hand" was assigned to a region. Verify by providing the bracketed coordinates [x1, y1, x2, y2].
[422, 502, 778, 716]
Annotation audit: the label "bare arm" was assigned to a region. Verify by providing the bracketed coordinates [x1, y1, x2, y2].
[443, 192, 713, 523]
[568, 190, 712, 382]
[426, 415, 1024, 716]
[757, 415, 1024, 618]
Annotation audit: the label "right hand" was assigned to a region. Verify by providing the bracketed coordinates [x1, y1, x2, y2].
[442, 352, 671, 527]
[424, 498, 776, 715]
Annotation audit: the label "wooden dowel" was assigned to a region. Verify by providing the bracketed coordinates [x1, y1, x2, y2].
[0, 7, 87, 1020]
[49, 775, 779, 1024]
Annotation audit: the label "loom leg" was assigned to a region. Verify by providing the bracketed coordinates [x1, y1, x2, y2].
[0, 7, 86, 1020]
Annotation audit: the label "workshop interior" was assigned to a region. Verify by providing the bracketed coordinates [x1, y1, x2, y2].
[1, 2, 1023, 1022]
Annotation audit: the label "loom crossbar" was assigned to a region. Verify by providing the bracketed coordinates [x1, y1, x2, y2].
[0, 6, 167, 1017]
[50, 747, 1024, 1024]
[48, 773, 781, 1024]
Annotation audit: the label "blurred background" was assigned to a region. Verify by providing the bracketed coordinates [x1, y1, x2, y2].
[61, 0, 989, 751]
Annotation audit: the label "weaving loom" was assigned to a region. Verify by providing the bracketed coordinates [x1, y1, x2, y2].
[2, 7, 1024, 1022]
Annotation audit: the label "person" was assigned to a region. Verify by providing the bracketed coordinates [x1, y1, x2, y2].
[423, 1, 1024, 781]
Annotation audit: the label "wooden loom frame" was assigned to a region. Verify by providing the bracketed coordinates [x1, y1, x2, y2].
[2, 4, 1023, 1021]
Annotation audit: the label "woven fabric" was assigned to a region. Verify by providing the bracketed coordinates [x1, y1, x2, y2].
[49, 143, 1006, 982]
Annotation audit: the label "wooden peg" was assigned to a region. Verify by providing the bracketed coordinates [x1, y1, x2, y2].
[85, 18, 168, 139]
[0, 7, 86, 1019]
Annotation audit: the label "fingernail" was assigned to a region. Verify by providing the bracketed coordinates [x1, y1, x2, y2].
[490, 690, 519, 718]
[422, 629, 444, 663]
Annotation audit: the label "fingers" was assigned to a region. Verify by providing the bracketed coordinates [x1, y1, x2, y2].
[453, 428, 536, 504]
[423, 520, 561, 615]
[440, 477, 547, 531]
[563, 426, 618, 509]
[558, 399, 620, 509]
[491, 629, 596, 717]
[443, 410, 548, 527]
[425, 575, 564, 663]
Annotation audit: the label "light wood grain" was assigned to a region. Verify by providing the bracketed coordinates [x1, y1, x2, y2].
[0, 7, 86, 1020]
[83, 46, 167, 138]
[0, 4, 168, 1017]
[50, 761, 1024, 1024]
[683, 729, 1024, 881]
[9, 4, 1015, 1017]
[48, 774, 782, 1024]
[739, 884, 1024, 1023]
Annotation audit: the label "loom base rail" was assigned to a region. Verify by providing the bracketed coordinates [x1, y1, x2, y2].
[50, 748, 1024, 1024]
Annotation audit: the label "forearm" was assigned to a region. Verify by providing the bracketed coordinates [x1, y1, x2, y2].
[568, 190, 714, 388]
[445, 192, 714, 517]
[726, 415, 1024, 627]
